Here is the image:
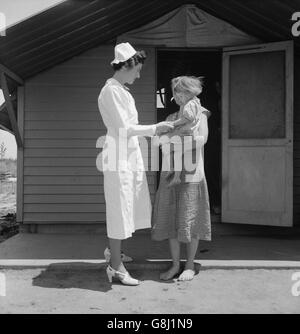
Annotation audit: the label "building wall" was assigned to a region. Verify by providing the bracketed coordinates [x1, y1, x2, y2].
[23, 45, 156, 228]
[21, 44, 300, 228]
[294, 55, 300, 225]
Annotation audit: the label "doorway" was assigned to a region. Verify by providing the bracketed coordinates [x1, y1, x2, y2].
[156, 49, 222, 216]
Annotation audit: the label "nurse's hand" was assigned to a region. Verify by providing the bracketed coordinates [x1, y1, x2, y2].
[155, 121, 174, 135]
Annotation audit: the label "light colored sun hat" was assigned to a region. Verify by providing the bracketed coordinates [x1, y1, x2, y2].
[111, 42, 137, 65]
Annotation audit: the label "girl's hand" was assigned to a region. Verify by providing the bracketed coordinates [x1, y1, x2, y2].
[155, 121, 174, 135]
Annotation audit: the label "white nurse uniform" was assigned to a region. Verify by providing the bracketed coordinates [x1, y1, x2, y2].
[98, 78, 156, 239]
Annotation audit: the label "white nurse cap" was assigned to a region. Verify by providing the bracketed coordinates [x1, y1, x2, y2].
[111, 42, 137, 65]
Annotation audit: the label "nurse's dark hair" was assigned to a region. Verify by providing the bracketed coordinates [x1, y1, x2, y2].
[111, 50, 147, 71]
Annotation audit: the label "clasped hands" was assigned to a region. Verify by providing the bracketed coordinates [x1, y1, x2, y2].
[155, 121, 174, 135]
[155, 117, 201, 136]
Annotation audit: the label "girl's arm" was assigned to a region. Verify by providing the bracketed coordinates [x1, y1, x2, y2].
[156, 117, 190, 140]
[162, 111, 208, 154]
[172, 117, 190, 128]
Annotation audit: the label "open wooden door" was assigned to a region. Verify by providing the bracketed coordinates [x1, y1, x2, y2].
[222, 41, 293, 226]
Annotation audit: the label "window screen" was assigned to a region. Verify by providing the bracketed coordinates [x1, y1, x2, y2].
[229, 51, 286, 139]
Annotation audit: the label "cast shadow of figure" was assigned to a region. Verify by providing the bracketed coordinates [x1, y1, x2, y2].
[32, 261, 195, 290]
[32, 262, 113, 293]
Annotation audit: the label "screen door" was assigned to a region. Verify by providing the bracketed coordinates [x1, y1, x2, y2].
[222, 41, 293, 226]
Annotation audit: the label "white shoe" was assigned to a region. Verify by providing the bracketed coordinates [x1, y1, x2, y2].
[104, 247, 133, 263]
[106, 265, 140, 286]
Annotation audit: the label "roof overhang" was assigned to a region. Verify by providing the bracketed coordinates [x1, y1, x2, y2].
[0, 0, 299, 89]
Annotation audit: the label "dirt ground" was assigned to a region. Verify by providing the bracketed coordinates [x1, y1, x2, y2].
[0, 188, 18, 244]
[0, 192, 16, 217]
[0, 267, 299, 314]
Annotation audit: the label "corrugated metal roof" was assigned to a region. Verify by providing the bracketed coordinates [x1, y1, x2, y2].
[0, 0, 299, 88]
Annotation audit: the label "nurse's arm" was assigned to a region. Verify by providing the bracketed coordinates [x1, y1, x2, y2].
[100, 87, 156, 137]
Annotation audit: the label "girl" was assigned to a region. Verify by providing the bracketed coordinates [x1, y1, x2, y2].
[152, 76, 211, 281]
[157, 76, 207, 188]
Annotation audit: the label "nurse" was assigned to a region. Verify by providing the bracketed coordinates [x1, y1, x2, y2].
[98, 43, 173, 285]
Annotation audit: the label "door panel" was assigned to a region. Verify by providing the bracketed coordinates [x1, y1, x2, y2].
[228, 147, 285, 212]
[222, 41, 293, 226]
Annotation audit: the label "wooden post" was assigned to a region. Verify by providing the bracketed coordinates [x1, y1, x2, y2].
[0, 72, 23, 148]
[0, 64, 23, 85]
[17, 86, 24, 224]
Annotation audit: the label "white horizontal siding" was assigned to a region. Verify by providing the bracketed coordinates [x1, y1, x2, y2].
[23, 175, 156, 185]
[25, 130, 105, 139]
[23, 184, 157, 195]
[24, 45, 156, 225]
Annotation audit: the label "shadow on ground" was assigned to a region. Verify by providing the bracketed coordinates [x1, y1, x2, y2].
[31, 261, 203, 292]
[32, 262, 114, 293]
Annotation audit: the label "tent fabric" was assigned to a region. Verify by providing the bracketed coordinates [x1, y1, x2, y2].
[118, 5, 261, 47]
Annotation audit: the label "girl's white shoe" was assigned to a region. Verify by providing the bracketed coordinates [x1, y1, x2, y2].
[106, 265, 140, 286]
[104, 247, 133, 263]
